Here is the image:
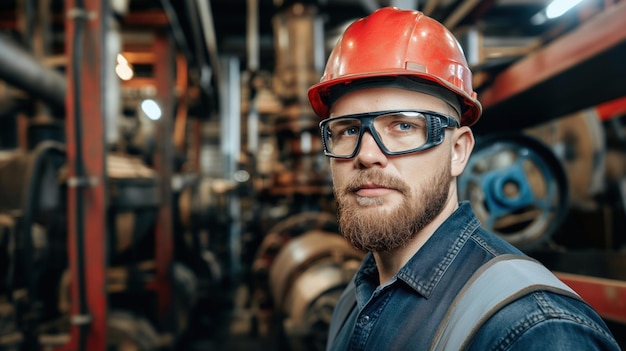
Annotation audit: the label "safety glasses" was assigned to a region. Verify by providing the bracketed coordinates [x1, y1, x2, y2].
[319, 110, 460, 159]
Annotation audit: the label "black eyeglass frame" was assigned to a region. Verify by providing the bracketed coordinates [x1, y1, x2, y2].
[319, 109, 460, 159]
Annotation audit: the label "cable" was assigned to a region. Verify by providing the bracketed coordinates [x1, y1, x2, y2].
[69, 0, 89, 349]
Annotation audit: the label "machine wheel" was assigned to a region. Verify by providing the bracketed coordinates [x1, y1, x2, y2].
[252, 212, 362, 351]
[107, 310, 160, 351]
[525, 109, 606, 208]
[253, 211, 339, 274]
[458, 132, 569, 251]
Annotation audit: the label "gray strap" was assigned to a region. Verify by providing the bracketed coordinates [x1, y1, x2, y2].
[430, 254, 581, 351]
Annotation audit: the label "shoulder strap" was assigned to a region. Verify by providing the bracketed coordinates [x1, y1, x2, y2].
[429, 254, 581, 351]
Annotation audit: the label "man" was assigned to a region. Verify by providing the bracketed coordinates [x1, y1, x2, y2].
[307, 7, 620, 351]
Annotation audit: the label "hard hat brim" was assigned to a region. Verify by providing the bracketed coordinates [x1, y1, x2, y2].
[308, 70, 482, 126]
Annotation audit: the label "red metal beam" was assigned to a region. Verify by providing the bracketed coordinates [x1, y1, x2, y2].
[63, 0, 109, 349]
[596, 96, 626, 121]
[556, 272, 626, 324]
[174, 54, 189, 153]
[122, 9, 169, 27]
[152, 30, 175, 326]
[474, 1, 626, 134]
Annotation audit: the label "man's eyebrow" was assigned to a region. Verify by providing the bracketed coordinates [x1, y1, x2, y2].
[329, 118, 359, 126]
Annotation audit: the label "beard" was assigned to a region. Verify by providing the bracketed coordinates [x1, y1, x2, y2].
[335, 163, 452, 253]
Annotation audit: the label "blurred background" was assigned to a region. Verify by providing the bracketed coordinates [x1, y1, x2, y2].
[0, 0, 624, 350]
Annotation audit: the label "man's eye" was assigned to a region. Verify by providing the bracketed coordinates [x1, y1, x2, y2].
[345, 126, 359, 136]
[389, 121, 418, 132]
[333, 126, 359, 137]
[398, 122, 413, 131]
[329, 125, 359, 139]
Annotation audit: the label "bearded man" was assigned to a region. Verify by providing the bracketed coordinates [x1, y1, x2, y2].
[307, 7, 620, 351]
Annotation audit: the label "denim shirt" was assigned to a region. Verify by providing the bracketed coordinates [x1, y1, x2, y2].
[327, 202, 620, 351]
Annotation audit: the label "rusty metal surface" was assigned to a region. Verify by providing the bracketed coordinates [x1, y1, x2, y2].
[63, 0, 109, 348]
[152, 30, 176, 326]
[533, 250, 626, 324]
[556, 271, 626, 324]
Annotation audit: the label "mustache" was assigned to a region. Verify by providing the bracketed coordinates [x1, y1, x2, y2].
[341, 169, 410, 195]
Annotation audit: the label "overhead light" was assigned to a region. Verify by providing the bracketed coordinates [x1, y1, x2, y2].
[115, 53, 134, 80]
[141, 99, 162, 121]
[531, 0, 585, 25]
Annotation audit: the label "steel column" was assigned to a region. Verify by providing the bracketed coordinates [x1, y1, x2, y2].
[220, 55, 243, 284]
[153, 30, 175, 325]
[63, 0, 109, 350]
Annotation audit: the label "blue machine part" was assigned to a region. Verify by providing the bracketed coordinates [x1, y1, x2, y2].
[458, 133, 569, 251]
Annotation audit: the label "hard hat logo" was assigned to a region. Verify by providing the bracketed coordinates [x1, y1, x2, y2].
[308, 7, 482, 127]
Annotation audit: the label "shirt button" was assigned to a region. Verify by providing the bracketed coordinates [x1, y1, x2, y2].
[359, 315, 371, 324]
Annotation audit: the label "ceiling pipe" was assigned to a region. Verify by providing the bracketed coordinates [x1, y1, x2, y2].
[443, 0, 483, 30]
[161, 0, 197, 73]
[195, 0, 223, 105]
[247, 0, 259, 71]
[423, 0, 443, 16]
[391, 0, 419, 10]
[159, 0, 194, 66]
[358, 0, 379, 14]
[0, 34, 66, 109]
[183, 0, 220, 98]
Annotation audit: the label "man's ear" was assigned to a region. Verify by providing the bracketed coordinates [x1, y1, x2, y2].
[451, 126, 475, 177]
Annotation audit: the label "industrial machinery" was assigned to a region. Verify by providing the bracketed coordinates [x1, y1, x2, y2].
[252, 212, 363, 351]
[0, 0, 626, 350]
[457, 132, 570, 250]
[456, 1, 626, 337]
[244, 5, 364, 350]
[0, 140, 200, 350]
[0, 0, 221, 350]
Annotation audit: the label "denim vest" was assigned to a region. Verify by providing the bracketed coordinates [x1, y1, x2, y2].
[326, 202, 620, 351]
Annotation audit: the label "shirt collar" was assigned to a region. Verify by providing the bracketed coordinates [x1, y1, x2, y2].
[355, 201, 480, 300]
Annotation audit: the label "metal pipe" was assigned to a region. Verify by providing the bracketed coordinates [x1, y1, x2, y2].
[195, 0, 222, 104]
[0, 34, 66, 108]
[183, 0, 207, 72]
[358, 0, 379, 13]
[247, 0, 259, 72]
[443, 0, 482, 30]
[423, 0, 442, 16]
[159, 0, 194, 67]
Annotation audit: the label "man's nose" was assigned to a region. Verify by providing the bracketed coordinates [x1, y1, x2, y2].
[354, 131, 388, 168]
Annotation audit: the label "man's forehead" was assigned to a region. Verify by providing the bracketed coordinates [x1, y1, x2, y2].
[329, 87, 456, 118]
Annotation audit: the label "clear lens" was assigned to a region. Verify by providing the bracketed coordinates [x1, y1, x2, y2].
[374, 112, 428, 152]
[323, 112, 429, 157]
[324, 117, 363, 156]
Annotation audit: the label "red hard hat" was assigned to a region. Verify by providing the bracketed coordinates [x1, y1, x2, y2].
[307, 7, 482, 126]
